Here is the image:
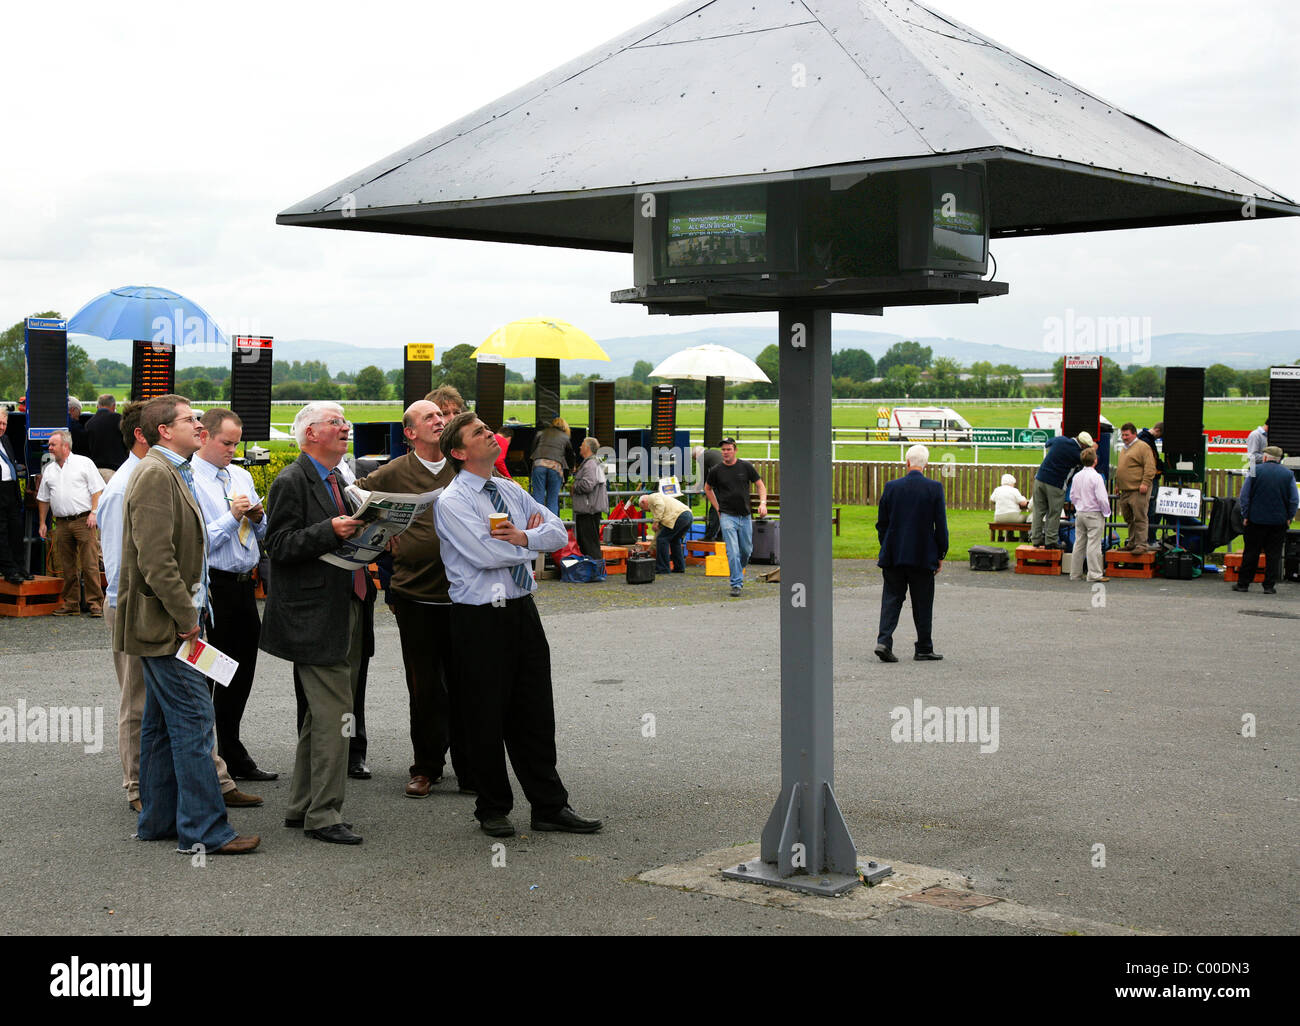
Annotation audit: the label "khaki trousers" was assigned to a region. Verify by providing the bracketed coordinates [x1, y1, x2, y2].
[288, 599, 364, 830]
[54, 516, 103, 610]
[1118, 490, 1149, 550]
[1070, 511, 1107, 581]
[104, 605, 234, 802]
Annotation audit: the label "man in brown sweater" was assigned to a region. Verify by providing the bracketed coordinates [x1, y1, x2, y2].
[1115, 422, 1158, 552]
[357, 400, 472, 799]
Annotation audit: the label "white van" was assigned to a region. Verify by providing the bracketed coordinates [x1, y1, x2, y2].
[1028, 408, 1115, 434]
[887, 406, 973, 442]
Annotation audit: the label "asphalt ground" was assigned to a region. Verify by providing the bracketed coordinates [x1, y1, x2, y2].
[0, 561, 1295, 937]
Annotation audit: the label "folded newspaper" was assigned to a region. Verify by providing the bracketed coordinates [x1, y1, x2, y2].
[319, 484, 442, 570]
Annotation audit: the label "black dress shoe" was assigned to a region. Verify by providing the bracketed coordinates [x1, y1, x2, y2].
[1262, 585, 1277, 594]
[1231, 583, 1250, 592]
[233, 766, 279, 782]
[306, 823, 363, 845]
[286, 818, 351, 829]
[22, 572, 34, 581]
[4, 573, 23, 585]
[530, 806, 602, 833]
[480, 816, 516, 837]
[874, 644, 898, 663]
[347, 761, 372, 779]
[914, 651, 944, 661]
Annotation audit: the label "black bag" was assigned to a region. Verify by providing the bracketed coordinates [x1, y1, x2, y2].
[605, 521, 636, 546]
[626, 554, 655, 584]
[968, 545, 1010, 571]
[750, 517, 780, 565]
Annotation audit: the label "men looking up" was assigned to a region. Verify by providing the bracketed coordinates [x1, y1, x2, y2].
[356, 400, 471, 799]
[100, 403, 259, 814]
[1233, 446, 1298, 594]
[704, 437, 767, 597]
[114, 395, 258, 855]
[435, 412, 601, 839]
[1030, 430, 1094, 551]
[36, 428, 104, 616]
[1115, 422, 1157, 553]
[262, 402, 373, 845]
[192, 409, 275, 782]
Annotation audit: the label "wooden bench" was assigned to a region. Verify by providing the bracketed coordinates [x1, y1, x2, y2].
[751, 492, 843, 536]
[989, 521, 1031, 542]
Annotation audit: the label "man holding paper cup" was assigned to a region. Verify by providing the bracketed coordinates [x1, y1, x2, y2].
[435, 412, 602, 839]
[114, 394, 259, 856]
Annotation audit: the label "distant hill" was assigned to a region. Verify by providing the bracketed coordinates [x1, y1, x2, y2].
[70, 328, 1298, 378]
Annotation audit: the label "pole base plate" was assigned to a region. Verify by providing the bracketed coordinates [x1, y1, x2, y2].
[721, 857, 893, 897]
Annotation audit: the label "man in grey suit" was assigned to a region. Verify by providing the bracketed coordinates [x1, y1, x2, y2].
[260, 402, 374, 845]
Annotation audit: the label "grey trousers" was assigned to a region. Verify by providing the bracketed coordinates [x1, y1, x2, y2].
[288, 600, 364, 830]
[1030, 480, 1066, 546]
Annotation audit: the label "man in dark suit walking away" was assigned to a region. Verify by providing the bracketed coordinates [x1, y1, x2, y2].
[261, 401, 375, 845]
[875, 444, 948, 663]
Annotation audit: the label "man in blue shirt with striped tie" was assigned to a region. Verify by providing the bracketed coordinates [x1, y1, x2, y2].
[435, 412, 602, 839]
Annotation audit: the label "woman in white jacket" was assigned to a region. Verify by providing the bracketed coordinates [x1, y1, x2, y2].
[990, 473, 1031, 523]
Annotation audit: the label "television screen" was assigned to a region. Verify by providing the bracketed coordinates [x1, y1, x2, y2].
[664, 186, 768, 270]
[930, 171, 986, 265]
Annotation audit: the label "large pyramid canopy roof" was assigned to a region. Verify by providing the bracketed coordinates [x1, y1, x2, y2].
[278, 0, 1297, 249]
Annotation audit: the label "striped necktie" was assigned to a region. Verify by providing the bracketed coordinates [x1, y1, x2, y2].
[482, 479, 532, 593]
[216, 467, 253, 546]
[176, 460, 211, 621]
[326, 471, 368, 602]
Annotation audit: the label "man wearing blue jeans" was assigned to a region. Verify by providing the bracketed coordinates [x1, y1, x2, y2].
[704, 438, 767, 596]
[114, 395, 258, 855]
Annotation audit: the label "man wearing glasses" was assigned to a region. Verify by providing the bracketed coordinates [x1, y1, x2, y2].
[261, 402, 374, 845]
[191, 408, 276, 784]
[115, 395, 259, 855]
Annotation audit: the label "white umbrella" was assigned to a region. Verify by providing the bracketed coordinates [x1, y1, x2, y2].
[648, 344, 770, 383]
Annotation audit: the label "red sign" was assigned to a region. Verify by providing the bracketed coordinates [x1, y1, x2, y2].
[233, 335, 273, 349]
[1204, 429, 1249, 453]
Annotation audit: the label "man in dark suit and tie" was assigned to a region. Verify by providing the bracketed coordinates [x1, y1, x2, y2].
[0, 408, 32, 584]
[875, 444, 948, 663]
[261, 401, 375, 845]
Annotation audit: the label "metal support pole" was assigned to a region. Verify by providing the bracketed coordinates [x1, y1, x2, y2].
[722, 307, 890, 896]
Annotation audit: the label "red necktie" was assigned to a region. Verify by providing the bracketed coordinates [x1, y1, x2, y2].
[326, 471, 368, 602]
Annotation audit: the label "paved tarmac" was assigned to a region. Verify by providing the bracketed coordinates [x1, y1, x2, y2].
[0, 562, 1295, 935]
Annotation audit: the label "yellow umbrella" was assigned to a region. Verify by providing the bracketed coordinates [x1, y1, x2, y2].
[473, 317, 610, 361]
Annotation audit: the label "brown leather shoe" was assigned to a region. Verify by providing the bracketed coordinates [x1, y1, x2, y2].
[223, 788, 264, 808]
[214, 834, 261, 854]
[51, 605, 79, 616]
[405, 774, 433, 798]
[88, 607, 103, 617]
[129, 798, 142, 813]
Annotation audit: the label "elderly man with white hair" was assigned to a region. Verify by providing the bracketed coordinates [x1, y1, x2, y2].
[260, 401, 375, 845]
[874, 444, 948, 663]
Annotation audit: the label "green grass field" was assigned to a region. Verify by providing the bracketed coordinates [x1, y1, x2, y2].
[249, 398, 1264, 469]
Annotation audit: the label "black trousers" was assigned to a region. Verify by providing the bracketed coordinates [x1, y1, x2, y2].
[0, 481, 24, 576]
[295, 655, 367, 762]
[390, 597, 472, 784]
[1239, 522, 1287, 588]
[877, 565, 936, 653]
[574, 513, 602, 559]
[449, 595, 568, 821]
[205, 571, 263, 774]
[703, 504, 721, 541]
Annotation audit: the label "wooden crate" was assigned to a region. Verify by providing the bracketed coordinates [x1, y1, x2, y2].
[1015, 545, 1061, 575]
[1105, 549, 1158, 579]
[600, 545, 629, 575]
[1222, 551, 1263, 584]
[685, 540, 725, 567]
[0, 576, 65, 617]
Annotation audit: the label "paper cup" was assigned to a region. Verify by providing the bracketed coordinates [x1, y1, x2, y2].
[488, 512, 509, 532]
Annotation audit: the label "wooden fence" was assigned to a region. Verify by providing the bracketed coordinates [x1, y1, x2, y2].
[749, 460, 1247, 512]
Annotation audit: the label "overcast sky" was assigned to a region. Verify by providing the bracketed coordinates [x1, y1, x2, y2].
[3, 0, 1297, 361]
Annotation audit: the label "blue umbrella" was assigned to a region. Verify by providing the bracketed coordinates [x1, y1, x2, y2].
[68, 285, 228, 347]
